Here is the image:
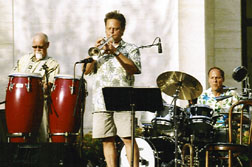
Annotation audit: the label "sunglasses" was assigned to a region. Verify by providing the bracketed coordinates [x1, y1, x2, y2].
[32, 46, 45, 49]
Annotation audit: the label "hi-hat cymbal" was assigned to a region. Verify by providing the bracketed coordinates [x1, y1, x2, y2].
[156, 71, 203, 100]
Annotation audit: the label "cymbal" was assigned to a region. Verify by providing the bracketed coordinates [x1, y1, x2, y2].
[156, 71, 203, 100]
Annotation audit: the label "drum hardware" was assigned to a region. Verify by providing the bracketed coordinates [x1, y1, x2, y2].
[49, 132, 79, 143]
[52, 78, 79, 95]
[8, 77, 14, 91]
[70, 79, 76, 95]
[157, 71, 203, 167]
[7, 132, 32, 143]
[25, 77, 31, 92]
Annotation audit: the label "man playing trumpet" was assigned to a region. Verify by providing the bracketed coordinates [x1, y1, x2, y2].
[84, 10, 141, 167]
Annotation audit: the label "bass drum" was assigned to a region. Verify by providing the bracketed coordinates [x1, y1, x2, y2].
[119, 137, 174, 167]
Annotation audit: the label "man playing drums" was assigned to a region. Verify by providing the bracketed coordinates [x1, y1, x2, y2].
[12, 32, 60, 142]
[197, 67, 239, 141]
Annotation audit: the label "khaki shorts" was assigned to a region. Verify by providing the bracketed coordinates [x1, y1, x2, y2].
[92, 111, 132, 138]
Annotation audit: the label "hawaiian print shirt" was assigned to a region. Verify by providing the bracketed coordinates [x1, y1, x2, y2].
[90, 40, 141, 112]
[197, 87, 239, 116]
[197, 87, 240, 128]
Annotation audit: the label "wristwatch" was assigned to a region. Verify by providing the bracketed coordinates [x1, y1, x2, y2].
[114, 50, 120, 57]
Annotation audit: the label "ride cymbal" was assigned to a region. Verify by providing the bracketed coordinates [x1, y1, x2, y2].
[156, 71, 203, 100]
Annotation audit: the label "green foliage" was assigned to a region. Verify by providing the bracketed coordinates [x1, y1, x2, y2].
[79, 132, 104, 166]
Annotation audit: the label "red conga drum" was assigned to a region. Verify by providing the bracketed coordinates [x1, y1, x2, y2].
[49, 74, 81, 143]
[5, 73, 44, 142]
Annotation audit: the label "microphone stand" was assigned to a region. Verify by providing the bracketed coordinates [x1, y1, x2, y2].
[73, 62, 88, 159]
[42, 64, 54, 141]
[132, 37, 160, 51]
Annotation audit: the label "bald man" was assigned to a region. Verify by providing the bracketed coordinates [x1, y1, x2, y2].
[13, 32, 60, 142]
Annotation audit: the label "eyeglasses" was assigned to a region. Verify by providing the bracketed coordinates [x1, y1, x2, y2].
[32, 46, 44, 49]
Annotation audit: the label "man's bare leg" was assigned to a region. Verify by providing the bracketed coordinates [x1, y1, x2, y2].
[121, 137, 139, 167]
[103, 137, 117, 167]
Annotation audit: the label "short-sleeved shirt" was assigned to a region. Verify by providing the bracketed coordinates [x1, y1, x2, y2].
[197, 87, 240, 128]
[13, 53, 60, 83]
[90, 40, 141, 112]
[197, 87, 239, 116]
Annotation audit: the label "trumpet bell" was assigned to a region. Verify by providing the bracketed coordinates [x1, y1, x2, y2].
[88, 47, 101, 57]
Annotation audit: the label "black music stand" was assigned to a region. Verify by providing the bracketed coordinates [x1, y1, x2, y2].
[102, 87, 163, 167]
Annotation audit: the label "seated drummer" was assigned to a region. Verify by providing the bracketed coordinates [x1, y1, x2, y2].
[12, 32, 60, 142]
[197, 67, 240, 141]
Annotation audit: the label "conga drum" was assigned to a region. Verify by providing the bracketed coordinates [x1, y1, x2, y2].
[49, 74, 81, 143]
[5, 73, 44, 142]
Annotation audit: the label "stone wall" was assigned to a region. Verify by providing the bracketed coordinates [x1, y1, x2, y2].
[205, 0, 242, 91]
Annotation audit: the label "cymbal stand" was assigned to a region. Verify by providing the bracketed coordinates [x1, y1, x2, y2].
[172, 87, 181, 167]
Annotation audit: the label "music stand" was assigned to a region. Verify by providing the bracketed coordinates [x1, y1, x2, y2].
[102, 87, 163, 167]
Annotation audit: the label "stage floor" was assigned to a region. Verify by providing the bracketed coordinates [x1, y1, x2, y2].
[0, 143, 84, 167]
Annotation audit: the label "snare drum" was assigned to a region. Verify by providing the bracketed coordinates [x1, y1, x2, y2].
[119, 137, 174, 167]
[49, 75, 81, 143]
[5, 73, 44, 142]
[186, 104, 214, 134]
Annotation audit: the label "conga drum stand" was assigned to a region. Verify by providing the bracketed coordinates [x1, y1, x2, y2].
[102, 87, 163, 167]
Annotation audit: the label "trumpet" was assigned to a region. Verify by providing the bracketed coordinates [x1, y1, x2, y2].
[88, 36, 114, 57]
[182, 143, 194, 167]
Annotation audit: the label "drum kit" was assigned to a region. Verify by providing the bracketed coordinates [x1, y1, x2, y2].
[5, 73, 83, 143]
[4, 67, 249, 166]
[119, 71, 218, 167]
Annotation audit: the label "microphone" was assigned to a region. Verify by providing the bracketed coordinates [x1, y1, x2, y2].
[76, 57, 94, 64]
[158, 38, 162, 53]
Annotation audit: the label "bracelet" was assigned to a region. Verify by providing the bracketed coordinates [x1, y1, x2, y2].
[114, 50, 120, 57]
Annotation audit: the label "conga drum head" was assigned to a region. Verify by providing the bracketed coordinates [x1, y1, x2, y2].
[8, 72, 42, 78]
[54, 74, 80, 80]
